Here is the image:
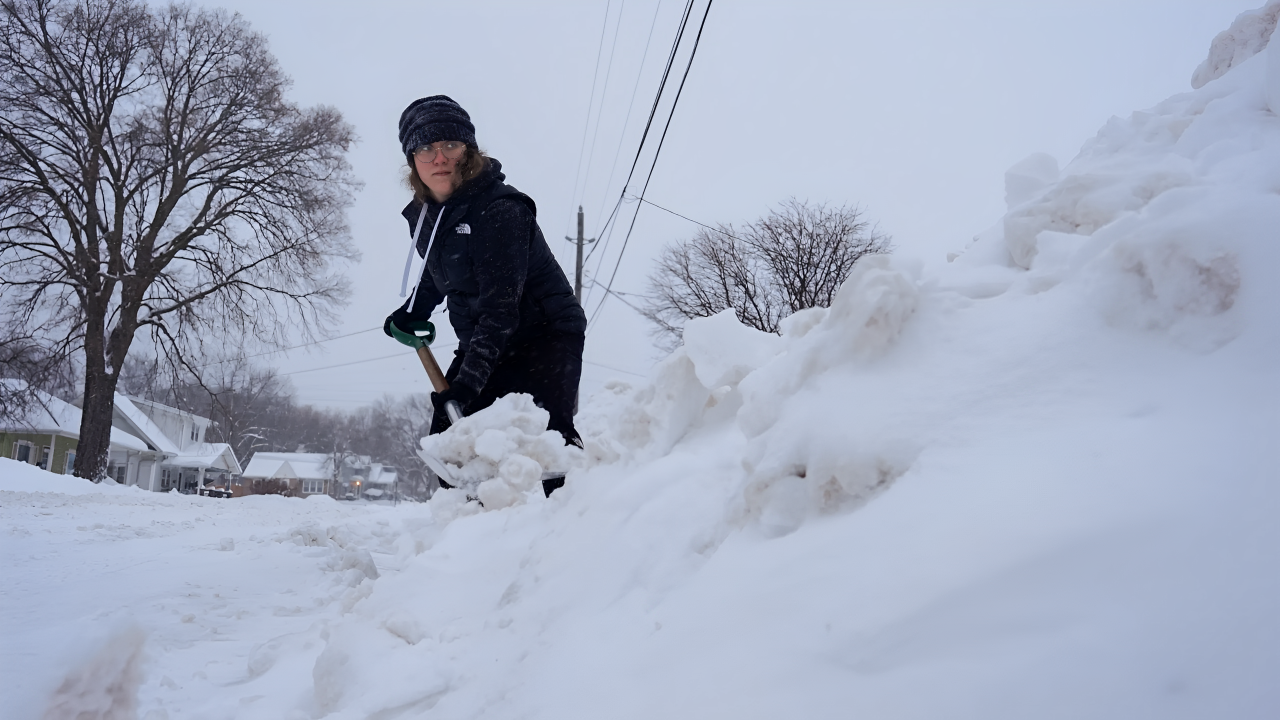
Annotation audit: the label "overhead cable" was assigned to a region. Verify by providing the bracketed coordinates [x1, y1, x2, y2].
[582, 0, 699, 308]
[564, 0, 615, 239]
[593, 0, 665, 238]
[190, 327, 381, 371]
[577, 0, 629, 216]
[589, 0, 715, 330]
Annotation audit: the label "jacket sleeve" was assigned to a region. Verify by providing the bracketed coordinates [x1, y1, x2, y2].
[451, 197, 534, 394]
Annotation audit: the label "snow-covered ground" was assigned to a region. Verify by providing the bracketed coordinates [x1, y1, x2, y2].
[6, 6, 1280, 719]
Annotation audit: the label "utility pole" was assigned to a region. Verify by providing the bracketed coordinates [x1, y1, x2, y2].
[566, 206, 595, 303]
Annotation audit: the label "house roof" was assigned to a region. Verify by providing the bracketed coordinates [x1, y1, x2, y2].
[111, 395, 182, 455]
[242, 452, 332, 480]
[366, 465, 398, 486]
[0, 380, 148, 452]
[169, 442, 243, 474]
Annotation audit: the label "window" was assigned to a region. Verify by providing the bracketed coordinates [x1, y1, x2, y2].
[190, 423, 198, 442]
[64, 450, 76, 475]
[161, 468, 174, 490]
[39, 446, 51, 470]
[302, 478, 325, 495]
[14, 442, 31, 463]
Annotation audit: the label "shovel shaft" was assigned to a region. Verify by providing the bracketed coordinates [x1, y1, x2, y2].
[416, 345, 465, 425]
[416, 345, 449, 393]
[444, 400, 463, 425]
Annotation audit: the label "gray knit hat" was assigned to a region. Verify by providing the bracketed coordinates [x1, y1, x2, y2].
[398, 95, 476, 157]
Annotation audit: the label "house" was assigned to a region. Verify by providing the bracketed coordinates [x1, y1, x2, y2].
[239, 452, 334, 498]
[86, 394, 243, 493]
[359, 464, 398, 500]
[0, 380, 148, 477]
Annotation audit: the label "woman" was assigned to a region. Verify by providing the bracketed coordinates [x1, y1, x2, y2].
[385, 95, 588, 462]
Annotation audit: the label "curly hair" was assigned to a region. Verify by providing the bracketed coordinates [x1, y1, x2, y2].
[405, 145, 490, 203]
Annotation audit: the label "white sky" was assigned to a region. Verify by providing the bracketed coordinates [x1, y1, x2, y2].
[203, 0, 1261, 410]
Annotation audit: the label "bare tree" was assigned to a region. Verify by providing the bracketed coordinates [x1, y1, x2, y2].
[352, 393, 436, 498]
[0, 0, 358, 479]
[643, 199, 891, 346]
[0, 329, 75, 423]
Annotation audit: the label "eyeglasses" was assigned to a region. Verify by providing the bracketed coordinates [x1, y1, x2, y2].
[413, 141, 467, 162]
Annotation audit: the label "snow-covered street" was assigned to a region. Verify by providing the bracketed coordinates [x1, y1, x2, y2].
[6, 3, 1280, 719]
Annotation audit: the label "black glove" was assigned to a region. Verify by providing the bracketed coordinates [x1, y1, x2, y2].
[431, 382, 478, 421]
[383, 307, 411, 338]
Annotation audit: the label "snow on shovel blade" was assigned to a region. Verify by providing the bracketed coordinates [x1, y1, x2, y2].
[421, 452, 461, 489]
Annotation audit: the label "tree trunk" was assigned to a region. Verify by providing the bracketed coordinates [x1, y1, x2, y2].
[74, 324, 120, 481]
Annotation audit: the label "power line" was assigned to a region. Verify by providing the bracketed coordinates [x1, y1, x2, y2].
[633, 195, 745, 242]
[577, 0, 629, 218]
[582, 358, 646, 378]
[593, 0, 664, 238]
[589, 0, 715, 330]
[276, 340, 644, 383]
[278, 342, 459, 377]
[190, 326, 381, 371]
[565, 1, 616, 239]
[584, 276, 650, 317]
[583, 0, 698, 308]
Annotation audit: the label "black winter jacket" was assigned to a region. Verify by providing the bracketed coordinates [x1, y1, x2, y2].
[398, 159, 587, 396]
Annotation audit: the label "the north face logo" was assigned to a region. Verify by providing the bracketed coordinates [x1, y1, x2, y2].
[455, 223, 471, 234]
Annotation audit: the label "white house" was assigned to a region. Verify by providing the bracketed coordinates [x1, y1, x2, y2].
[1, 380, 148, 477]
[239, 452, 334, 497]
[360, 464, 398, 500]
[91, 394, 243, 493]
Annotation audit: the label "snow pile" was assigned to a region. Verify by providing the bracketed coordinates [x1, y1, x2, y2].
[1191, 0, 1280, 88]
[967, 24, 1280, 351]
[5, 7, 1280, 719]
[419, 393, 582, 514]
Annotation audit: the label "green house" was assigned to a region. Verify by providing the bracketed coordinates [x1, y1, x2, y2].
[0, 382, 148, 477]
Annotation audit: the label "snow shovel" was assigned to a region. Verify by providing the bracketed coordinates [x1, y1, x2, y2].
[387, 319, 463, 425]
[388, 318, 466, 487]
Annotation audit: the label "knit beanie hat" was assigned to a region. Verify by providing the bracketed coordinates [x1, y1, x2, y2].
[398, 95, 476, 157]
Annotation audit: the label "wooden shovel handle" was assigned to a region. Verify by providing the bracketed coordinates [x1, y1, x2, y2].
[416, 345, 449, 393]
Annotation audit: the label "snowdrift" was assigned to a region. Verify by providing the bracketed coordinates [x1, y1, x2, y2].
[5, 5, 1279, 718]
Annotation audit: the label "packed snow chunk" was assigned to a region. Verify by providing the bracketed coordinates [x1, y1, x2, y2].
[312, 621, 451, 717]
[1004, 152, 1060, 209]
[1003, 163, 1194, 269]
[816, 255, 920, 362]
[578, 349, 711, 463]
[737, 256, 919, 438]
[1191, 0, 1280, 88]
[43, 626, 146, 720]
[683, 308, 784, 389]
[426, 486, 483, 524]
[329, 547, 380, 583]
[382, 610, 427, 645]
[475, 455, 544, 509]
[1093, 191, 1250, 351]
[742, 441, 916, 538]
[419, 393, 581, 508]
[778, 306, 827, 339]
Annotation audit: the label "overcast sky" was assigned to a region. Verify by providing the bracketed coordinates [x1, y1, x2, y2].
[203, 0, 1261, 410]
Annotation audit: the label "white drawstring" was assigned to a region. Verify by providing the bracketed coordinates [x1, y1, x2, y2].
[399, 204, 429, 298]
[405, 205, 446, 312]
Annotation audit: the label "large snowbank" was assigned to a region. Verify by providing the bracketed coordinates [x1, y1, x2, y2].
[5, 6, 1280, 718]
[1191, 0, 1280, 88]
